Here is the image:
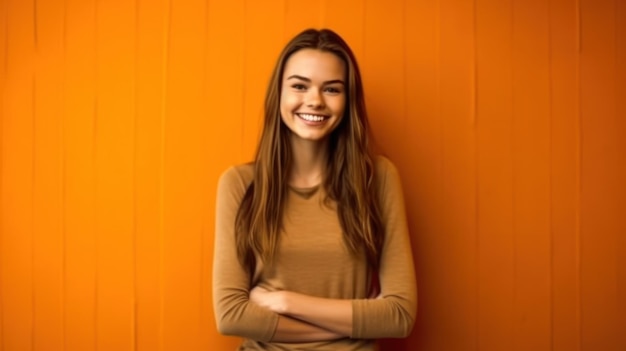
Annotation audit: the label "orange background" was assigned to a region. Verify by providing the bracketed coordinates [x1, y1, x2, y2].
[1, 0, 625, 350]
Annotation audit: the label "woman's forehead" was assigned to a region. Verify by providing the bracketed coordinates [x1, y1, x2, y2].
[283, 49, 346, 81]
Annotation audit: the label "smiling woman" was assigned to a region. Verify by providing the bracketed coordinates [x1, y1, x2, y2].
[212, 28, 417, 350]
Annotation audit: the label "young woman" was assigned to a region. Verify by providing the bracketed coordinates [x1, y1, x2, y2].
[213, 28, 417, 350]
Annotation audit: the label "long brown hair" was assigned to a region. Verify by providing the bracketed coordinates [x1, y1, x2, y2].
[235, 28, 384, 273]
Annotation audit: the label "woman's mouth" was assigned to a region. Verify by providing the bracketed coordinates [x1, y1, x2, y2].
[296, 113, 329, 124]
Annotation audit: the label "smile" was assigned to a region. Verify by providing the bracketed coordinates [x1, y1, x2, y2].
[297, 113, 329, 122]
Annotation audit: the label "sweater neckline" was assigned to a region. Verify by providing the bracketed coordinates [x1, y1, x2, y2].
[288, 184, 320, 199]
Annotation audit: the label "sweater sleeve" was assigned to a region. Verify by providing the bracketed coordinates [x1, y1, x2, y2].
[212, 166, 279, 341]
[351, 157, 418, 338]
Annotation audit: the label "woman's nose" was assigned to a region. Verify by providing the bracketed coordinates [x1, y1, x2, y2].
[305, 89, 324, 108]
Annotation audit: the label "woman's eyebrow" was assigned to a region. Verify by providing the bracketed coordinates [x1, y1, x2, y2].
[323, 79, 345, 85]
[286, 74, 311, 82]
[286, 75, 345, 85]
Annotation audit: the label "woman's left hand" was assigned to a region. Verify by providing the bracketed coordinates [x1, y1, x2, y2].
[250, 286, 289, 314]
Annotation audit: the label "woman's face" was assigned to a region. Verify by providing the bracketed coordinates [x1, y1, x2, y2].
[279, 49, 347, 143]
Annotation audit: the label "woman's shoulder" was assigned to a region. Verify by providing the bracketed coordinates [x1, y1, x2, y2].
[373, 155, 399, 179]
[372, 155, 404, 198]
[218, 162, 255, 192]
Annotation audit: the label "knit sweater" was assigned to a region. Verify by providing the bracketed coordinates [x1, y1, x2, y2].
[212, 156, 417, 350]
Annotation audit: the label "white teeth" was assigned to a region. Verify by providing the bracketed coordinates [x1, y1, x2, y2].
[298, 113, 326, 122]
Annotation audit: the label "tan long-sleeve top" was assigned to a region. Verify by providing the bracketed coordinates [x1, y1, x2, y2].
[212, 156, 417, 350]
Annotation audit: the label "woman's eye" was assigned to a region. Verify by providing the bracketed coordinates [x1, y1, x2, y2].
[292, 84, 307, 90]
[324, 87, 341, 94]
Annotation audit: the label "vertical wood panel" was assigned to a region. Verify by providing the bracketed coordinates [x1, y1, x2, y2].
[403, 0, 441, 349]
[579, 0, 620, 349]
[363, 0, 405, 161]
[33, 0, 65, 349]
[135, 1, 167, 349]
[1, 0, 35, 350]
[204, 2, 246, 348]
[512, 0, 552, 350]
[94, 0, 136, 349]
[549, 0, 581, 350]
[476, 0, 515, 350]
[617, 1, 626, 349]
[438, 0, 477, 349]
[242, 0, 281, 162]
[549, 0, 582, 350]
[0, 0, 8, 347]
[202, 1, 246, 349]
[162, 0, 205, 349]
[64, 0, 97, 349]
[196, 1, 212, 345]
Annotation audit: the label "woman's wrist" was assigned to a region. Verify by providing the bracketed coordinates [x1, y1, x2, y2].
[280, 290, 293, 315]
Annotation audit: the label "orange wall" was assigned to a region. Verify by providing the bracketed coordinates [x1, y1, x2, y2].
[1, 0, 625, 350]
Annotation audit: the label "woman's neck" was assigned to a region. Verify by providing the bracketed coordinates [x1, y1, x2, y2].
[289, 137, 329, 188]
